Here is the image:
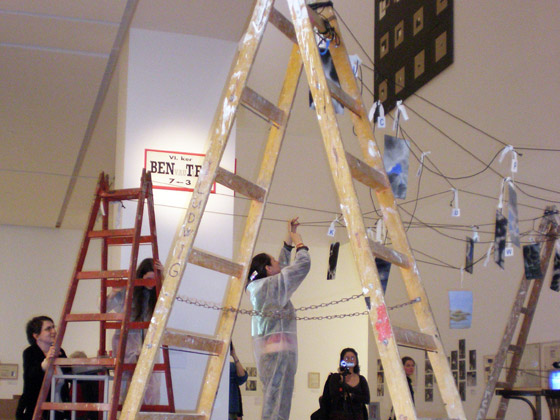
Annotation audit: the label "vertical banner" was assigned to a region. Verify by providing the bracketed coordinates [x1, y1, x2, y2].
[449, 291, 473, 329]
[551, 248, 560, 292]
[494, 210, 508, 269]
[326, 242, 340, 280]
[465, 237, 474, 274]
[383, 135, 410, 199]
[523, 243, 543, 279]
[508, 183, 520, 247]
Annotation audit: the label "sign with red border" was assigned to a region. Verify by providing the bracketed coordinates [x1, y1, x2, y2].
[144, 149, 216, 193]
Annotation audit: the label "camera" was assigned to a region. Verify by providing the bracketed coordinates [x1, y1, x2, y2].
[340, 360, 354, 376]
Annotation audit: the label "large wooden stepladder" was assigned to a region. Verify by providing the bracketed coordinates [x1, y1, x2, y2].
[33, 170, 175, 420]
[120, 1, 466, 420]
[476, 206, 560, 420]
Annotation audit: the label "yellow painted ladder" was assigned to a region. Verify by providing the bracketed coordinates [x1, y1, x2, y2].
[476, 206, 559, 420]
[120, 2, 466, 419]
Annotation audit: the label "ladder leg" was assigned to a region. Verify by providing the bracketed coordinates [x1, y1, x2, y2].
[119, 1, 277, 419]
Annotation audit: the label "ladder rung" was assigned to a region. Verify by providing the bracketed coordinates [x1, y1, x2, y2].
[99, 188, 142, 201]
[43, 402, 111, 411]
[106, 278, 157, 288]
[269, 7, 297, 43]
[89, 228, 135, 239]
[136, 413, 204, 420]
[508, 344, 522, 353]
[188, 248, 244, 278]
[53, 357, 116, 367]
[215, 167, 266, 202]
[326, 78, 361, 116]
[107, 235, 154, 245]
[394, 326, 437, 352]
[104, 321, 149, 330]
[162, 329, 225, 356]
[346, 152, 390, 191]
[66, 313, 125, 322]
[368, 239, 412, 269]
[77, 270, 129, 280]
[241, 86, 286, 127]
[122, 362, 167, 371]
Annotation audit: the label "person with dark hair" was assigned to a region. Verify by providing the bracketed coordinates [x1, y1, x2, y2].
[228, 343, 248, 420]
[246, 217, 311, 420]
[389, 356, 415, 420]
[320, 348, 370, 420]
[16, 316, 69, 420]
[107, 257, 161, 404]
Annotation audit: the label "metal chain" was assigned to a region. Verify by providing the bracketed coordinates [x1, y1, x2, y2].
[175, 294, 421, 321]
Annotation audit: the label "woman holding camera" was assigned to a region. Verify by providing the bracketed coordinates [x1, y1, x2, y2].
[320, 348, 370, 420]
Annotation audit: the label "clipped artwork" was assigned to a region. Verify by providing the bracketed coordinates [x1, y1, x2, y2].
[449, 291, 472, 329]
[508, 183, 520, 247]
[551, 248, 560, 292]
[465, 237, 474, 274]
[383, 135, 410, 199]
[375, 258, 392, 293]
[494, 211, 508, 269]
[523, 243, 542, 279]
[309, 49, 344, 114]
[327, 242, 340, 280]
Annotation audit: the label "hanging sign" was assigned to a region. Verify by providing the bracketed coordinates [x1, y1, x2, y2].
[145, 149, 216, 193]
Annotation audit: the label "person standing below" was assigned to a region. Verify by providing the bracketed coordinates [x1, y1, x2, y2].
[107, 258, 161, 404]
[402, 356, 416, 404]
[16, 316, 69, 420]
[320, 348, 370, 420]
[229, 343, 248, 420]
[246, 217, 311, 420]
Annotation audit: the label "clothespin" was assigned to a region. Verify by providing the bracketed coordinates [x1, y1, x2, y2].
[416, 151, 431, 177]
[450, 188, 460, 217]
[328, 214, 341, 237]
[392, 100, 409, 132]
[349, 54, 362, 77]
[483, 243, 494, 267]
[472, 226, 479, 242]
[368, 101, 386, 128]
[498, 145, 518, 174]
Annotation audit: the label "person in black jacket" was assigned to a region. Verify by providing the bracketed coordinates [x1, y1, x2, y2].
[321, 348, 370, 420]
[16, 316, 69, 420]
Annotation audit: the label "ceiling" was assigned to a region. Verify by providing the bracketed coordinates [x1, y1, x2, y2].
[1, 0, 559, 261]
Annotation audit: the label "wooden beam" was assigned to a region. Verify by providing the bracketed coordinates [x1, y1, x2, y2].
[136, 413, 204, 420]
[77, 270, 128, 279]
[241, 86, 285, 127]
[188, 248, 244, 278]
[65, 313, 124, 322]
[346, 152, 390, 191]
[43, 402, 111, 411]
[215, 167, 266, 202]
[326, 79, 361, 116]
[162, 330, 224, 356]
[368, 239, 412, 269]
[394, 326, 437, 352]
[269, 8, 297, 44]
[53, 357, 116, 367]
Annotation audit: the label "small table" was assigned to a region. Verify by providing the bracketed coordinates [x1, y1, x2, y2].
[496, 389, 560, 420]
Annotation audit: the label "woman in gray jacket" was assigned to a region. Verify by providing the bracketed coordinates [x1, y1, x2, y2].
[246, 217, 311, 420]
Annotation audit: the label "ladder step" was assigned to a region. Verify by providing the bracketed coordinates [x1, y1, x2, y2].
[136, 413, 204, 420]
[326, 79, 361, 116]
[104, 321, 149, 330]
[241, 86, 286, 127]
[122, 363, 168, 372]
[215, 167, 266, 202]
[106, 278, 157, 288]
[77, 269, 129, 280]
[394, 326, 437, 352]
[43, 402, 111, 412]
[53, 357, 116, 367]
[346, 152, 390, 191]
[66, 313, 125, 322]
[368, 239, 412, 269]
[162, 329, 225, 356]
[107, 235, 154, 246]
[508, 344, 522, 353]
[99, 187, 142, 201]
[188, 248, 244, 278]
[269, 7, 297, 44]
[88, 228, 135, 239]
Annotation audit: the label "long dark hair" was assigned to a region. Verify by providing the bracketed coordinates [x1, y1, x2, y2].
[247, 253, 271, 283]
[339, 347, 360, 374]
[131, 258, 158, 322]
[26, 316, 54, 345]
